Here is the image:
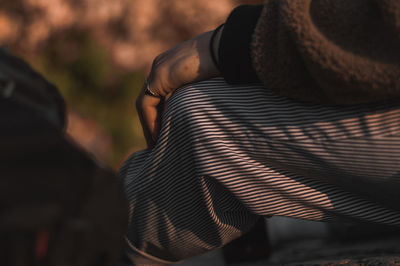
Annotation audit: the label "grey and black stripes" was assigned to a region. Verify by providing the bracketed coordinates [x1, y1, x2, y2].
[120, 78, 400, 264]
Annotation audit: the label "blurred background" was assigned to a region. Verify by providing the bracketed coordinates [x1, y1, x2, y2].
[3, 2, 400, 266]
[0, 0, 263, 168]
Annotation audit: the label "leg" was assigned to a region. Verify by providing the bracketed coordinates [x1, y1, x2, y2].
[119, 79, 260, 264]
[120, 78, 400, 264]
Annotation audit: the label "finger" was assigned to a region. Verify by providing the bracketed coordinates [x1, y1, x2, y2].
[142, 95, 162, 147]
[137, 103, 154, 148]
[162, 91, 174, 115]
[137, 92, 161, 148]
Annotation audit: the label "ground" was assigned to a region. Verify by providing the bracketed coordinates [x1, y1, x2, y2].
[179, 217, 400, 266]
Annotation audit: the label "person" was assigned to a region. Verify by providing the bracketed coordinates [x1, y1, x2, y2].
[121, 1, 400, 265]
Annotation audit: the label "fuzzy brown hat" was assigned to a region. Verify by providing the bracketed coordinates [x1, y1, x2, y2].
[252, 0, 400, 104]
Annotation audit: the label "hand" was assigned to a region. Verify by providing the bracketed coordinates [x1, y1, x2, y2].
[136, 27, 223, 148]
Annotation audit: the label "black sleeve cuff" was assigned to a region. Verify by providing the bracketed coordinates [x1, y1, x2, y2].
[218, 5, 263, 84]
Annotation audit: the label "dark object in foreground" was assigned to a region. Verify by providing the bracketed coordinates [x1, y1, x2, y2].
[222, 217, 270, 264]
[0, 49, 128, 266]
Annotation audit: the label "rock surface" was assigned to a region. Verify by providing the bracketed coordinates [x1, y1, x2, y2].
[178, 218, 400, 266]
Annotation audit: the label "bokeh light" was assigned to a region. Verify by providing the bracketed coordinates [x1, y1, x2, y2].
[0, 0, 263, 168]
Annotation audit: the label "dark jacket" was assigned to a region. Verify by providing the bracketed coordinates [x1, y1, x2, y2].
[219, 0, 400, 105]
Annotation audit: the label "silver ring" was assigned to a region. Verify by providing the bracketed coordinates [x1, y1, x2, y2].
[144, 78, 162, 98]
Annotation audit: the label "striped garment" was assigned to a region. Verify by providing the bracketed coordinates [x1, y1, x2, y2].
[119, 78, 400, 265]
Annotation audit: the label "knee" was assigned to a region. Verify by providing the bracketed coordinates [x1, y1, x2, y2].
[164, 85, 209, 124]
